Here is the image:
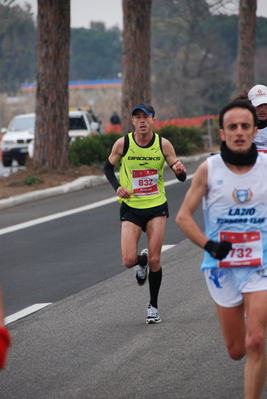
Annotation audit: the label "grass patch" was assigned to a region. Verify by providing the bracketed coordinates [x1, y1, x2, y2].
[23, 176, 41, 186]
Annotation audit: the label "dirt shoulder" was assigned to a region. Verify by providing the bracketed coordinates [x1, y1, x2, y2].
[0, 164, 104, 200]
[0, 146, 220, 200]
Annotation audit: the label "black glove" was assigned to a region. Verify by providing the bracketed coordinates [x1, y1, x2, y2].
[204, 240, 232, 260]
[176, 172, 187, 182]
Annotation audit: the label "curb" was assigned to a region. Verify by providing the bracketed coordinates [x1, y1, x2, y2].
[0, 152, 211, 210]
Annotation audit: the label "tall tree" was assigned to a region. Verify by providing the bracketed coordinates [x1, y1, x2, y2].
[121, 0, 152, 134]
[151, 0, 233, 119]
[34, 0, 70, 169]
[236, 0, 257, 93]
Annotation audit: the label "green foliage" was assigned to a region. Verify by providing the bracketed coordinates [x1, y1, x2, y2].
[211, 15, 267, 60]
[97, 132, 121, 153]
[158, 125, 204, 155]
[69, 133, 121, 167]
[0, 5, 122, 93]
[24, 176, 41, 186]
[1, 0, 267, 115]
[256, 17, 267, 47]
[70, 24, 122, 80]
[206, 15, 238, 60]
[0, 2, 36, 93]
[70, 127, 204, 165]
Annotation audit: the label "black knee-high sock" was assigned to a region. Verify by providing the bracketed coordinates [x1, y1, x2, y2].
[149, 268, 162, 309]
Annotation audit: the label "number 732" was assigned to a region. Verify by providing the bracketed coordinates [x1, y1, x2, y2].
[230, 247, 252, 258]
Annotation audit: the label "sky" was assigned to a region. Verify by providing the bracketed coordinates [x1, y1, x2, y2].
[14, 0, 123, 29]
[13, 0, 267, 30]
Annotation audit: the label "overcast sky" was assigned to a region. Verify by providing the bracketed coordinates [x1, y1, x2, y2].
[13, 0, 267, 30]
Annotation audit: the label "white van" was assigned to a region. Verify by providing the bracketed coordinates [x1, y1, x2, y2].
[1, 108, 101, 166]
[68, 108, 100, 142]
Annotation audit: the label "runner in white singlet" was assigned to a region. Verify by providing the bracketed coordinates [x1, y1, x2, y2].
[248, 84, 267, 153]
[176, 99, 267, 398]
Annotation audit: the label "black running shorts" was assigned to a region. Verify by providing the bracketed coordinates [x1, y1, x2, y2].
[120, 201, 169, 232]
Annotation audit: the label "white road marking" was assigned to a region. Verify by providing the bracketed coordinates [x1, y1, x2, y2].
[164, 173, 194, 187]
[162, 245, 176, 252]
[3, 174, 194, 324]
[5, 303, 52, 325]
[0, 174, 194, 237]
[6, 245, 177, 325]
[0, 197, 118, 236]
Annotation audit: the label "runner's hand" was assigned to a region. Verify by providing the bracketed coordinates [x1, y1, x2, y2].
[171, 160, 187, 182]
[204, 240, 232, 260]
[172, 160, 186, 175]
[116, 186, 131, 199]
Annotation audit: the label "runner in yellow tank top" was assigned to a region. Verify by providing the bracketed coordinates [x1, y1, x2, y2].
[119, 131, 166, 209]
[104, 103, 186, 324]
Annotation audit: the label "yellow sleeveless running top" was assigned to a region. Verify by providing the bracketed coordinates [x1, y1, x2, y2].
[119, 132, 166, 209]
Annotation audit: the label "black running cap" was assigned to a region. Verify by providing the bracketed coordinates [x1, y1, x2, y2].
[132, 103, 155, 117]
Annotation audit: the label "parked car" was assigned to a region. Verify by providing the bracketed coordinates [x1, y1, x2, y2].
[1, 113, 35, 166]
[1, 107, 102, 165]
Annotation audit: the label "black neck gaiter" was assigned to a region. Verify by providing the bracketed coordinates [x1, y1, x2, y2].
[220, 141, 258, 166]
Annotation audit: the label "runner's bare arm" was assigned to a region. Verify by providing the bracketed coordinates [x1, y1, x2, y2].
[176, 161, 209, 248]
[108, 137, 124, 165]
[162, 138, 186, 173]
[161, 138, 186, 180]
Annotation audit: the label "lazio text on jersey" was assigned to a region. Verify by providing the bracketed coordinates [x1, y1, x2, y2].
[201, 152, 267, 272]
[119, 132, 166, 209]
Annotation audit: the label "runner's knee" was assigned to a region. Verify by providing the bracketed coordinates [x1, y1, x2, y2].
[148, 255, 161, 272]
[246, 329, 265, 357]
[122, 254, 136, 268]
[226, 340, 246, 361]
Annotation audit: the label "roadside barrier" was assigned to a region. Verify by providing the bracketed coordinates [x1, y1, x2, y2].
[105, 114, 218, 134]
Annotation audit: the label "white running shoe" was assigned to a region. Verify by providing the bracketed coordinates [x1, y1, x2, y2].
[135, 249, 148, 286]
[146, 303, 161, 324]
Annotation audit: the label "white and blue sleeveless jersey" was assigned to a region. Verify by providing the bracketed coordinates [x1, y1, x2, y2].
[201, 152, 267, 271]
[254, 125, 267, 152]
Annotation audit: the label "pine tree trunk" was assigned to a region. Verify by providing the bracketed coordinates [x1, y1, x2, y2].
[34, 0, 70, 169]
[121, 0, 152, 135]
[236, 0, 256, 93]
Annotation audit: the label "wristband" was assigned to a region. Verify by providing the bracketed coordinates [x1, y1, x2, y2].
[170, 160, 179, 169]
[170, 160, 186, 182]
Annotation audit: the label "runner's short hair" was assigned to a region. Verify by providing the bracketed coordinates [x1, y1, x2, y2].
[219, 99, 258, 129]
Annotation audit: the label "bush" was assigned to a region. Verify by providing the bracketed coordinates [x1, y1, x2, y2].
[158, 125, 204, 155]
[69, 126, 205, 167]
[69, 133, 121, 167]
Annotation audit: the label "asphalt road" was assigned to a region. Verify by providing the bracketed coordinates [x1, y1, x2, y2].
[0, 159, 266, 398]
[0, 165, 201, 317]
